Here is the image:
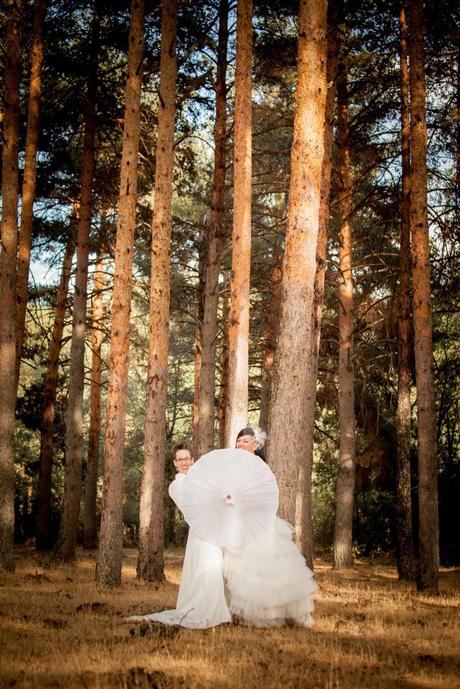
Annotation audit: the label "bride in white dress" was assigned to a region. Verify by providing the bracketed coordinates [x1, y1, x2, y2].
[127, 433, 317, 629]
[222, 427, 318, 628]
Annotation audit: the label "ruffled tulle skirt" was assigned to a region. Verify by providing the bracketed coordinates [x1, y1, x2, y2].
[223, 517, 318, 628]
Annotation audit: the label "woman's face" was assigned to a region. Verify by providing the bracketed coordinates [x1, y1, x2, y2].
[236, 434, 257, 454]
[174, 449, 194, 474]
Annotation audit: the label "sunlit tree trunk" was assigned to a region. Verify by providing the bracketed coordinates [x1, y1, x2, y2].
[96, 0, 145, 586]
[218, 293, 230, 447]
[57, 0, 100, 561]
[457, 44, 460, 198]
[408, 0, 439, 591]
[15, 0, 47, 385]
[137, 0, 177, 583]
[396, 5, 416, 581]
[82, 245, 105, 549]
[258, 243, 282, 431]
[36, 240, 74, 551]
[192, 227, 205, 458]
[192, 324, 202, 458]
[296, 0, 339, 567]
[333, 60, 356, 569]
[266, 0, 328, 525]
[224, 0, 253, 447]
[0, 0, 22, 572]
[198, 0, 229, 457]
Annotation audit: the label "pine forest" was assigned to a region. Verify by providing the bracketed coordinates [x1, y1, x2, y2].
[0, 0, 459, 686]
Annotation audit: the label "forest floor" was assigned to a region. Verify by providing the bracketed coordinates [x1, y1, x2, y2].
[0, 546, 459, 689]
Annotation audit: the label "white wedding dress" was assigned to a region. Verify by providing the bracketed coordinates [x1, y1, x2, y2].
[126, 473, 232, 629]
[127, 467, 318, 629]
[223, 516, 318, 627]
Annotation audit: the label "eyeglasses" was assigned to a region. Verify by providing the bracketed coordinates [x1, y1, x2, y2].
[175, 458, 192, 463]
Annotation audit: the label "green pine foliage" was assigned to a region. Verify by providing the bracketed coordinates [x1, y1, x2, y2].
[5, 0, 458, 561]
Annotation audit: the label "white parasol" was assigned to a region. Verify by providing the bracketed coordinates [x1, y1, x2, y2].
[180, 448, 279, 548]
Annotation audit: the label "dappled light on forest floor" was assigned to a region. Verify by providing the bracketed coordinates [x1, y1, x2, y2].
[0, 546, 459, 689]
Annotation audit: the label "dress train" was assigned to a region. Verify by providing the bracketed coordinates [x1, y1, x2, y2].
[126, 475, 231, 629]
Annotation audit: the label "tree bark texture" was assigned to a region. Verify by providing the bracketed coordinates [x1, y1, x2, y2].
[295, 0, 339, 567]
[192, 321, 202, 458]
[197, 0, 229, 457]
[333, 60, 356, 569]
[224, 0, 253, 448]
[258, 243, 282, 432]
[408, 0, 439, 591]
[15, 0, 47, 385]
[36, 240, 73, 550]
[58, 0, 100, 561]
[0, 0, 22, 573]
[266, 0, 328, 525]
[457, 43, 460, 198]
[96, 0, 145, 586]
[218, 292, 230, 448]
[83, 247, 105, 549]
[137, 0, 177, 583]
[192, 227, 206, 458]
[396, 5, 416, 581]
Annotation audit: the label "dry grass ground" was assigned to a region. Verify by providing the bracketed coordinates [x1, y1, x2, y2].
[0, 546, 459, 689]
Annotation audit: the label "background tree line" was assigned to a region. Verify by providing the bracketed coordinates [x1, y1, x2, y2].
[0, 0, 458, 591]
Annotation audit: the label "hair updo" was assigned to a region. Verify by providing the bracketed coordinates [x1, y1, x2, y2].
[236, 426, 267, 460]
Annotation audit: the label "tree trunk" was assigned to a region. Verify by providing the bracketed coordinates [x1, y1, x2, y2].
[192, 323, 202, 458]
[192, 227, 206, 458]
[198, 0, 228, 457]
[457, 42, 460, 199]
[57, 0, 100, 561]
[396, 5, 416, 581]
[218, 293, 230, 448]
[333, 60, 356, 569]
[266, 0, 328, 525]
[137, 0, 177, 583]
[16, 0, 47, 386]
[224, 0, 253, 448]
[36, 240, 74, 551]
[258, 243, 282, 431]
[82, 245, 105, 549]
[408, 0, 439, 591]
[0, 0, 22, 573]
[96, 0, 145, 586]
[295, 0, 339, 567]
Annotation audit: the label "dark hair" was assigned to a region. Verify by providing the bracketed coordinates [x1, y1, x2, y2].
[236, 427, 255, 440]
[172, 441, 191, 458]
[236, 427, 267, 462]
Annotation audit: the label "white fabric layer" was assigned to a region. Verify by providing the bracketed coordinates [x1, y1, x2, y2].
[126, 474, 231, 629]
[223, 516, 318, 628]
[180, 449, 279, 547]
